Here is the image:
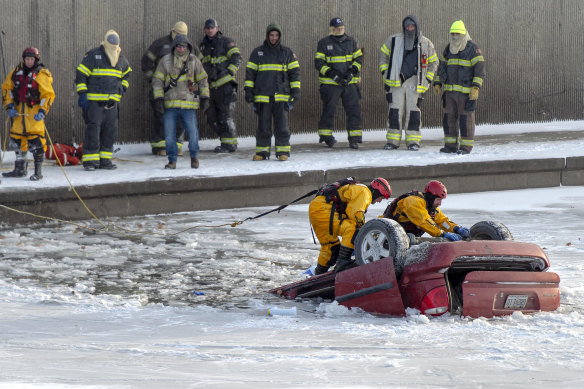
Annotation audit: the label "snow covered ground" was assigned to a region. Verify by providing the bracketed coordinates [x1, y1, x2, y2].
[0, 120, 583, 191]
[0, 185, 583, 388]
[0, 121, 583, 388]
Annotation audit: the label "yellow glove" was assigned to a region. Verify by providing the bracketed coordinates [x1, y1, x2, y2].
[469, 86, 479, 100]
[433, 84, 441, 96]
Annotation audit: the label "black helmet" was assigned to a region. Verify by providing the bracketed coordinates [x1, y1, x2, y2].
[22, 47, 40, 61]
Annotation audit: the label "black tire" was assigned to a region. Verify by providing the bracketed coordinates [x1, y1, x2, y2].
[354, 218, 410, 266]
[469, 221, 513, 241]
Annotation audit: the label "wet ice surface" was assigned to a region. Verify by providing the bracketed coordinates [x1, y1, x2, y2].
[1, 187, 584, 388]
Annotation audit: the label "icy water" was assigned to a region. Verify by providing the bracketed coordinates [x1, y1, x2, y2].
[1, 187, 583, 388]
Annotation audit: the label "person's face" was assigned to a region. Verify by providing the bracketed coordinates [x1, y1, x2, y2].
[451, 33, 462, 37]
[204, 26, 219, 38]
[405, 24, 415, 32]
[433, 197, 443, 207]
[175, 43, 188, 54]
[332, 26, 345, 35]
[268, 31, 280, 45]
[372, 196, 384, 204]
[24, 57, 35, 67]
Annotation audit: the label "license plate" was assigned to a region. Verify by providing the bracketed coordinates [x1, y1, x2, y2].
[504, 295, 528, 309]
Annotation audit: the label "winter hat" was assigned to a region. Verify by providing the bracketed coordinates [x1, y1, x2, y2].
[172, 21, 188, 39]
[450, 20, 467, 34]
[265, 22, 282, 46]
[102, 29, 121, 66]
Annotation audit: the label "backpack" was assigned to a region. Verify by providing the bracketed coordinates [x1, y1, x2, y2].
[383, 190, 423, 219]
[316, 177, 358, 213]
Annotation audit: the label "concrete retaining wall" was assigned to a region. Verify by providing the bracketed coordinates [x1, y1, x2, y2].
[1, 157, 583, 225]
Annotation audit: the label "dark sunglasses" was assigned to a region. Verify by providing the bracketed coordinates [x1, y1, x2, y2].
[175, 43, 188, 48]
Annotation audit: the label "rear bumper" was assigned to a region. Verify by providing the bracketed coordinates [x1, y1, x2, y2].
[462, 271, 560, 318]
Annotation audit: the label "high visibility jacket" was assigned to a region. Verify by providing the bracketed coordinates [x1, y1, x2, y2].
[435, 41, 485, 94]
[244, 41, 300, 103]
[200, 32, 242, 89]
[2, 63, 54, 136]
[379, 33, 438, 93]
[75, 45, 131, 102]
[315, 34, 362, 85]
[392, 193, 457, 237]
[152, 52, 210, 110]
[142, 34, 202, 81]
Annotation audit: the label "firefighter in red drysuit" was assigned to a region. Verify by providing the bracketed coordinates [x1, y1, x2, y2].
[46, 144, 83, 166]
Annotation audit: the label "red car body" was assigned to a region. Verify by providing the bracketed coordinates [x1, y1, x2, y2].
[270, 240, 560, 318]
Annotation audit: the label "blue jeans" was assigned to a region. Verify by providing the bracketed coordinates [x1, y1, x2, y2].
[164, 108, 199, 163]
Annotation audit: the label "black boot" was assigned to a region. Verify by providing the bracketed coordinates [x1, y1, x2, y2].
[30, 154, 44, 181]
[314, 264, 330, 275]
[2, 159, 28, 178]
[334, 246, 356, 273]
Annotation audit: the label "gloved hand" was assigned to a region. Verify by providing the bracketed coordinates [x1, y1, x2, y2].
[416, 97, 423, 108]
[285, 96, 296, 111]
[7, 103, 17, 118]
[433, 84, 441, 96]
[454, 226, 470, 238]
[77, 94, 89, 110]
[384, 85, 392, 103]
[34, 109, 45, 121]
[154, 99, 165, 116]
[442, 232, 462, 241]
[339, 77, 349, 87]
[469, 86, 479, 100]
[326, 69, 343, 85]
[244, 88, 254, 103]
[199, 97, 209, 112]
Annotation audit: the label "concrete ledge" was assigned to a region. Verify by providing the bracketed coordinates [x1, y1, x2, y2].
[563, 156, 584, 186]
[0, 157, 578, 224]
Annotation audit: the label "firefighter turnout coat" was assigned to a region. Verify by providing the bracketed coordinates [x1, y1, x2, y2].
[200, 32, 241, 90]
[75, 45, 131, 104]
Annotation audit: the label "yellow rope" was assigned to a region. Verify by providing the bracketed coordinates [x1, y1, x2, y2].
[0, 119, 246, 237]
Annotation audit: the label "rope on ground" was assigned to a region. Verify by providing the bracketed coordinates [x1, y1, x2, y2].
[1, 123, 241, 237]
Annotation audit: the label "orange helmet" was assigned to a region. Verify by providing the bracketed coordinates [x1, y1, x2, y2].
[22, 47, 40, 61]
[424, 180, 447, 199]
[370, 177, 392, 200]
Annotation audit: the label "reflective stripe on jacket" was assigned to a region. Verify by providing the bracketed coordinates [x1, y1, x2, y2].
[435, 41, 485, 94]
[75, 45, 131, 102]
[315, 34, 362, 85]
[200, 32, 242, 89]
[379, 33, 438, 93]
[244, 41, 300, 103]
[151, 53, 209, 109]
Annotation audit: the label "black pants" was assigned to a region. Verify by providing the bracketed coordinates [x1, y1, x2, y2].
[206, 83, 237, 148]
[149, 89, 184, 153]
[255, 101, 290, 158]
[82, 101, 119, 166]
[317, 84, 362, 143]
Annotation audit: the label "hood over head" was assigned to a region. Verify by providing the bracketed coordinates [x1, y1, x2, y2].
[265, 22, 282, 47]
[402, 14, 420, 51]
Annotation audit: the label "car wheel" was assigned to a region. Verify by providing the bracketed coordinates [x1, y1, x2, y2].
[469, 221, 514, 240]
[354, 218, 409, 266]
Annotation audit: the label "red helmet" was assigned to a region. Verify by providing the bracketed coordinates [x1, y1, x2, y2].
[424, 180, 447, 199]
[370, 177, 392, 200]
[22, 47, 40, 61]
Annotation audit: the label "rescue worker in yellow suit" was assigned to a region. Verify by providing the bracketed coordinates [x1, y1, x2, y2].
[310, 177, 392, 274]
[383, 180, 470, 241]
[2, 47, 55, 181]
